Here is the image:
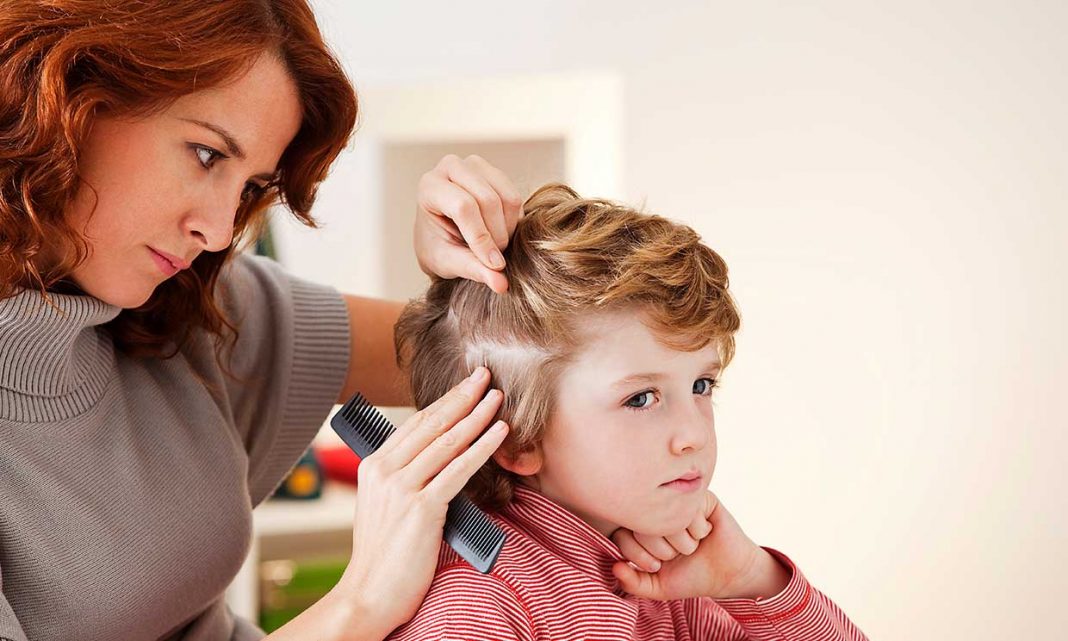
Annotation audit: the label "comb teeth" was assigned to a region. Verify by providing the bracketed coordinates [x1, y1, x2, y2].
[330, 394, 507, 574]
[333, 393, 395, 457]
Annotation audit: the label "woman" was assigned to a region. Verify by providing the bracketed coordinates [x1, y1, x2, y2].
[0, 1, 524, 639]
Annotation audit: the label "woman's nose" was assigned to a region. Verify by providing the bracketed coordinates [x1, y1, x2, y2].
[184, 188, 239, 251]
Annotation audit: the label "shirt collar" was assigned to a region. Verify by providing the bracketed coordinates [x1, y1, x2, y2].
[500, 484, 628, 591]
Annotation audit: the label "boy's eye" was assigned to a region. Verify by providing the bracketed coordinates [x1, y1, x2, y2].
[693, 377, 718, 396]
[625, 391, 656, 409]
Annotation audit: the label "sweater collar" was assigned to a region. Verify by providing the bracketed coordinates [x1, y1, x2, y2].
[0, 288, 121, 419]
[500, 485, 627, 591]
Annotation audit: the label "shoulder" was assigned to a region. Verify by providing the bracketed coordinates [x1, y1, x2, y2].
[386, 533, 538, 641]
[390, 561, 535, 641]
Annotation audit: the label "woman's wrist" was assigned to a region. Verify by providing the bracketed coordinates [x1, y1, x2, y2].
[329, 567, 395, 641]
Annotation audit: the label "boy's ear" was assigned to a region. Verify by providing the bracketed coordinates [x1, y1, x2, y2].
[492, 442, 543, 477]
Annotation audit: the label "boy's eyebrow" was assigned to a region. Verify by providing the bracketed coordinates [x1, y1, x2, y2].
[610, 362, 723, 389]
[611, 373, 664, 388]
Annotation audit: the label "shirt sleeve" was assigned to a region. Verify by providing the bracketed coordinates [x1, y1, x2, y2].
[386, 565, 536, 641]
[208, 253, 351, 507]
[685, 548, 869, 641]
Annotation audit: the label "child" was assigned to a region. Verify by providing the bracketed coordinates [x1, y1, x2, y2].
[387, 184, 868, 640]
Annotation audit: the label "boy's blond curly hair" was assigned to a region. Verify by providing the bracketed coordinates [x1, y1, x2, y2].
[395, 184, 740, 510]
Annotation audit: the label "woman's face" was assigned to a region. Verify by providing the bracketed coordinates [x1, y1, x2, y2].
[64, 54, 302, 308]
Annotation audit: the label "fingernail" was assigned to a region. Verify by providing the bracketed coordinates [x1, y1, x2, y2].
[490, 420, 507, 432]
[651, 560, 661, 571]
[468, 367, 487, 384]
[488, 249, 505, 269]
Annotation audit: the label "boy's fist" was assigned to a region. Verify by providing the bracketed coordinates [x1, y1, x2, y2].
[612, 493, 715, 572]
[610, 491, 792, 601]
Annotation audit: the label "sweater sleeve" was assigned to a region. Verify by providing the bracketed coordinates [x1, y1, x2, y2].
[0, 592, 27, 641]
[684, 548, 869, 641]
[386, 565, 536, 641]
[211, 253, 351, 506]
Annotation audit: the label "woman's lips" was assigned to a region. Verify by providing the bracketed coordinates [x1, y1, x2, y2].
[148, 247, 181, 277]
[150, 247, 192, 270]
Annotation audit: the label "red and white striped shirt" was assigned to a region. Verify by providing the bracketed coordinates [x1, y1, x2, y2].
[387, 486, 867, 640]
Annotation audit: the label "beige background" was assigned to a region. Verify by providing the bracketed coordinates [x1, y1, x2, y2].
[271, 2, 1068, 638]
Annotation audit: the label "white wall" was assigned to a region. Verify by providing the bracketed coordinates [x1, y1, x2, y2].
[287, 2, 1068, 638]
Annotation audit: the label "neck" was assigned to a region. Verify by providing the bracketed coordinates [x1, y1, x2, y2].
[0, 287, 122, 421]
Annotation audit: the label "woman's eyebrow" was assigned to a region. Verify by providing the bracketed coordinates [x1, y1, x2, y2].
[179, 117, 277, 182]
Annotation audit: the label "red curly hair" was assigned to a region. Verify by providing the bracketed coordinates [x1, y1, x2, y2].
[0, 0, 358, 358]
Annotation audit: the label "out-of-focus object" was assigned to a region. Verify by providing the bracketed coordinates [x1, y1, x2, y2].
[258, 557, 348, 631]
[315, 443, 360, 486]
[272, 448, 323, 500]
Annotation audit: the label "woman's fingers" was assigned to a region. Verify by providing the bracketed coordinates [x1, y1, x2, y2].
[427, 238, 510, 294]
[464, 154, 523, 242]
[377, 367, 490, 467]
[414, 172, 508, 292]
[442, 157, 509, 251]
[413, 154, 523, 291]
[419, 155, 505, 271]
[423, 419, 509, 503]
[612, 529, 663, 573]
[403, 387, 505, 488]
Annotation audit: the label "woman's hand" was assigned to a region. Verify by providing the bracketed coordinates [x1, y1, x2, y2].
[414, 155, 523, 294]
[333, 366, 508, 638]
[610, 491, 792, 601]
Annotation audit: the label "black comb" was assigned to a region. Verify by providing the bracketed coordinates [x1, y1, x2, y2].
[330, 393, 506, 573]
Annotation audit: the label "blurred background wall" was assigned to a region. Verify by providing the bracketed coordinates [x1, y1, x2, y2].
[271, 2, 1067, 638]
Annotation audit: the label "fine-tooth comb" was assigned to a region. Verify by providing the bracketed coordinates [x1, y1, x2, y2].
[330, 392, 507, 573]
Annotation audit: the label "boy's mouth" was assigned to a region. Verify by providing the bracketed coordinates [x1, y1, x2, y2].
[660, 470, 703, 492]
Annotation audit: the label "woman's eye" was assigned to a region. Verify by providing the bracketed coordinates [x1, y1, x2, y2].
[625, 391, 656, 409]
[193, 145, 223, 169]
[693, 377, 718, 396]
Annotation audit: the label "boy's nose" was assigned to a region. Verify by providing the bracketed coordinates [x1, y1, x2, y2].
[670, 410, 711, 455]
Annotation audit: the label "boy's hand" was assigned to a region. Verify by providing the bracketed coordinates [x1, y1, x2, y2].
[612, 501, 713, 572]
[610, 491, 792, 601]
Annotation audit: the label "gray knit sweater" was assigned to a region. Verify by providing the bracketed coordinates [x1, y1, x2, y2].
[0, 254, 351, 641]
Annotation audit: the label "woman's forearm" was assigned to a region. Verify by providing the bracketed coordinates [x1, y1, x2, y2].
[337, 295, 411, 407]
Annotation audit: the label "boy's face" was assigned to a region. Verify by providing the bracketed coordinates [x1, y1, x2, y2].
[527, 311, 721, 537]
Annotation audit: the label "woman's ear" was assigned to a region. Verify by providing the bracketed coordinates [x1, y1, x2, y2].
[492, 442, 543, 477]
